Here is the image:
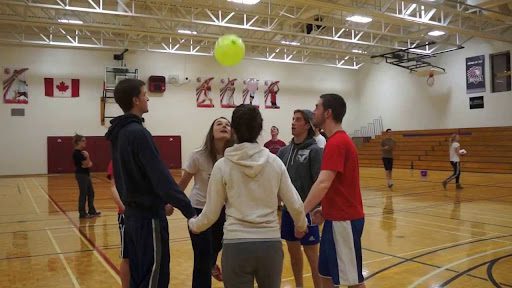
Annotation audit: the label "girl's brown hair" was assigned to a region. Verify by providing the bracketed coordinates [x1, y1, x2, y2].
[202, 117, 234, 165]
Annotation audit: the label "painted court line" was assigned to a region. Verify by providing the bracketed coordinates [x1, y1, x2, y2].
[31, 178, 121, 285]
[363, 234, 501, 264]
[367, 217, 489, 238]
[46, 229, 81, 288]
[407, 246, 512, 288]
[70, 228, 121, 283]
[389, 214, 509, 235]
[22, 178, 40, 214]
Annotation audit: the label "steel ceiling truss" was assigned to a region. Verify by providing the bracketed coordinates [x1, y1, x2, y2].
[371, 41, 465, 72]
[0, 0, 509, 68]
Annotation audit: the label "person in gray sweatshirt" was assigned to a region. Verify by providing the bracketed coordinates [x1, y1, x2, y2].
[277, 109, 323, 288]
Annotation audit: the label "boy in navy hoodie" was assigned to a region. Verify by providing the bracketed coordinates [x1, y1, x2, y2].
[106, 78, 195, 288]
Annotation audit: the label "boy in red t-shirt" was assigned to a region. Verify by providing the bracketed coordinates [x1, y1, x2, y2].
[264, 126, 286, 154]
[303, 94, 366, 288]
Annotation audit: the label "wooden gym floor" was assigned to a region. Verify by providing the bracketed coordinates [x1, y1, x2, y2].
[0, 167, 511, 288]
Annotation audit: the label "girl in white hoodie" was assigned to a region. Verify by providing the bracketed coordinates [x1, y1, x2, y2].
[188, 104, 308, 288]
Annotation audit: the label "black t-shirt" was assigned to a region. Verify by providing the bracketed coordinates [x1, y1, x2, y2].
[73, 149, 90, 175]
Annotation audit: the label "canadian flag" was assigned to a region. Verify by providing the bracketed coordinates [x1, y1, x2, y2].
[44, 78, 80, 97]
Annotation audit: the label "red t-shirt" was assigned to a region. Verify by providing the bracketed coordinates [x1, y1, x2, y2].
[106, 161, 123, 214]
[320, 130, 364, 221]
[264, 139, 286, 154]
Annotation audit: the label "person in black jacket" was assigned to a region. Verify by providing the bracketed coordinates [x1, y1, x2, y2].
[106, 78, 196, 288]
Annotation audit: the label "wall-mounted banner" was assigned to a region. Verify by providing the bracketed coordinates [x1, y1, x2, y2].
[3, 67, 29, 104]
[241, 78, 260, 108]
[196, 77, 215, 108]
[466, 55, 485, 94]
[263, 80, 280, 109]
[219, 78, 237, 108]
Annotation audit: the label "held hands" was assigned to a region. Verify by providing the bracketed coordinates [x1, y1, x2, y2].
[188, 216, 199, 234]
[294, 227, 308, 239]
[311, 208, 325, 225]
[81, 150, 89, 158]
[164, 204, 174, 216]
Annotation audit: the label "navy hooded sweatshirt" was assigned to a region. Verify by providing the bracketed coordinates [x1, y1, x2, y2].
[105, 114, 195, 219]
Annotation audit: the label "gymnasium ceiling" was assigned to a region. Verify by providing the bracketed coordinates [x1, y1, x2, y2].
[0, 0, 511, 69]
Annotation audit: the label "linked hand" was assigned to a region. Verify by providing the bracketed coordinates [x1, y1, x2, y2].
[164, 204, 174, 216]
[294, 227, 307, 239]
[188, 217, 199, 234]
[311, 208, 325, 225]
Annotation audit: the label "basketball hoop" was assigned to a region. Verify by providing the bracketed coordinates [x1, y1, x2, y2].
[426, 71, 435, 87]
[413, 67, 445, 87]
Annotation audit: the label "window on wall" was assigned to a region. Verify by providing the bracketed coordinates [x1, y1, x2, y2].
[491, 51, 511, 93]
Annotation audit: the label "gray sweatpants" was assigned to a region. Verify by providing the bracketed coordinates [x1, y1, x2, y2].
[222, 240, 283, 288]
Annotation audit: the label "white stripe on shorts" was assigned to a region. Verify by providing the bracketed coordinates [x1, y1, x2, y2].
[120, 223, 125, 258]
[332, 220, 359, 285]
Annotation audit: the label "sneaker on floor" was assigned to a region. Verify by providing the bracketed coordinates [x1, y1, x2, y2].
[212, 264, 223, 282]
[442, 181, 448, 190]
[89, 211, 102, 217]
[79, 214, 94, 219]
[387, 183, 393, 188]
[456, 184, 464, 190]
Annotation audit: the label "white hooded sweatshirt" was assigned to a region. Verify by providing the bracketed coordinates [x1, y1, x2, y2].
[188, 142, 307, 240]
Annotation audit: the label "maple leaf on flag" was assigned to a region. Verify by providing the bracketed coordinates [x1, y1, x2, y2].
[56, 81, 69, 93]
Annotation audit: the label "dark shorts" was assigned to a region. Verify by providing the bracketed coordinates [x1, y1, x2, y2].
[319, 218, 365, 286]
[281, 208, 320, 245]
[382, 157, 394, 171]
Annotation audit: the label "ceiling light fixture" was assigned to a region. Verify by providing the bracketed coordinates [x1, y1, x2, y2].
[346, 15, 373, 23]
[227, 0, 261, 4]
[178, 29, 198, 35]
[58, 19, 83, 24]
[428, 30, 445, 36]
[281, 40, 301, 46]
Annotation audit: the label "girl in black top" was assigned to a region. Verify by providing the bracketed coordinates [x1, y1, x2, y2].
[72, 134, 100, 218]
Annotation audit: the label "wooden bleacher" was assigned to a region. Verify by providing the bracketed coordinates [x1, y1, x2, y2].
[356, 126, 512, 174]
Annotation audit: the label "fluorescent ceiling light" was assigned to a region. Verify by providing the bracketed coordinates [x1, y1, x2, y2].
[352, 49, 367, 54]
[281, 40, 300, 46]
[346, 15, 372, 23]
[227, 0, 260, 4]
[428, 30, 445, 36]
[58, 19, 83, 24]
[178, 29, 197, 35]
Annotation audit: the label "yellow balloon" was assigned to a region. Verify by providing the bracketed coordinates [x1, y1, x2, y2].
[214, 34, 245, 66]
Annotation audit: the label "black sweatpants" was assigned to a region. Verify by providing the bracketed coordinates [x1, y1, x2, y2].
[75, 173, 97, 217]
[445, 161, 461, 184]
[189, 207, 226, 288]
[124, 209, 170, 288]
